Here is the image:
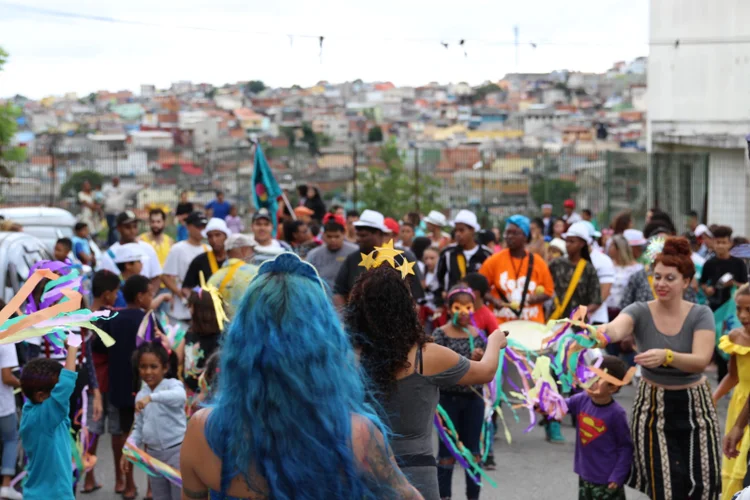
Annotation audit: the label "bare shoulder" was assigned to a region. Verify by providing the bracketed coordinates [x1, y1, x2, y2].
[421, 342, 460, 376]
[184, 408, 212, 446]
[350, 414, 382, 464]
[730, 328, 750, 347]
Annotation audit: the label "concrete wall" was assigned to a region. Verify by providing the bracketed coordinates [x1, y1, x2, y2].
[649, 0, 750, 235]
[649, 0, 750, 135]
[653, 143, 750, 235]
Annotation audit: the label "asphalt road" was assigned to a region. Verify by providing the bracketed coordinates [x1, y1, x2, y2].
[80, 382, 730, 500]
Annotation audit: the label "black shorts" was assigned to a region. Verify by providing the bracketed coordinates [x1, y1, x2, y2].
[118, 406, 135, 434]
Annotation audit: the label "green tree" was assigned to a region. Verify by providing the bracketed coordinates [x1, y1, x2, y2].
[60, 170, 104, 198]
[280, 127, 296, 150]
[530, 178, 578, 211]
[472, 83, 503, 102]
[367, 126, 383, 143]
[316, 133, 332, 148]
[301, 123, 320, 156]
[358, 139, 443, 217]
[0, 47, 25, 176]
[245, 80, 266, 94]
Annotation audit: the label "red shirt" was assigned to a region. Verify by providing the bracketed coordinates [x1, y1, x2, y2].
[473, 305, 499, 335]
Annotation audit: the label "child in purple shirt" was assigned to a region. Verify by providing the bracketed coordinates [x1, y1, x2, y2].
[567, 355, 634, 500]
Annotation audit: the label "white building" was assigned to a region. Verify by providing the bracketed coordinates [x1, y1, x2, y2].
[140, 84, 156, 98]
[648, 0, 750, 235]
[129, 130, 174, 149]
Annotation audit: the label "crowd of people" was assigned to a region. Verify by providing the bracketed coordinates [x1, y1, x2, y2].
[4, 185, 750, 500]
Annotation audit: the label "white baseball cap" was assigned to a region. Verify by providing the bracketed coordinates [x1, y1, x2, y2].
[225, 233, 256, 251]
[695, 224, 713, 238]
[202, 218, 232, 238]
[623, 229, 647, 246]
[549, 238, 567, 256]
[423, 210, 448, 228]
[113, 243, 145, 264]
[451, 209, 480, 232]
[353, 209, 389, 233]
[579, 220, 601, 239]
[563, 221, 593, 245]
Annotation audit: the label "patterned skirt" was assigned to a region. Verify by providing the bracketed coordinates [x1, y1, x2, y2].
[628, 379, 722, 500]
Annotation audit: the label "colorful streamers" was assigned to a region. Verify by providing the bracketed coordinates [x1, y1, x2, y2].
[0, 269, 115, 348]
[158, 311, 188, 350]
[123, 442, 182, 487]
[434, 405, 497, 488]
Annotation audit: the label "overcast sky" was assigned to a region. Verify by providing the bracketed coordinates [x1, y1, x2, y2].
[0, 0, 649, 99]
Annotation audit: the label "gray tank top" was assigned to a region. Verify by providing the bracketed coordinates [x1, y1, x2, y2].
[621, 302, 715, 386]
[379, 350, 470, 460]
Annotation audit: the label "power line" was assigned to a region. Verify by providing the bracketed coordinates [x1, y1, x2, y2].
[0, 1, 647, 49]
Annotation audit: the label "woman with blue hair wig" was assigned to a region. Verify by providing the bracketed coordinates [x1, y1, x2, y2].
[179, 253, 423, 500]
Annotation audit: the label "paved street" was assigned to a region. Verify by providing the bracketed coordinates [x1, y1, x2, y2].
[81, 382, 730, 500]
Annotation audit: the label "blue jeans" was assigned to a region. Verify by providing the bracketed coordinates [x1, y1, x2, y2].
[0, 413, 18, 477]
[106, 214, 119, 247]
[177, 224, 188, 242]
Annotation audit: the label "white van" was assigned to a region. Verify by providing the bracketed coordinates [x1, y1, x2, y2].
[0, 207, 102, 266]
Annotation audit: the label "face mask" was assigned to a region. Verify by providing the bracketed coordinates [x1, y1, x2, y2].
[451, 302, 474, 316]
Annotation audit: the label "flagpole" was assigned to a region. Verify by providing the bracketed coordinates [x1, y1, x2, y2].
[281, 191, 297, 221]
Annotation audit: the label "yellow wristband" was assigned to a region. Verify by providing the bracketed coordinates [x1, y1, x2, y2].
[663, 349, 674, 366]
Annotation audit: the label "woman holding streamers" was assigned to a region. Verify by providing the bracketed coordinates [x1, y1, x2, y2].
[596, 237, 720, 500]
[347, 264, 506, 500]
[180, 253, 423, 499]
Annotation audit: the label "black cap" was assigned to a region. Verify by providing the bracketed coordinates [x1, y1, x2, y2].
[252, 208, 272, 222]
[115, 210, 139, 226]
[185, 211, 208, 227]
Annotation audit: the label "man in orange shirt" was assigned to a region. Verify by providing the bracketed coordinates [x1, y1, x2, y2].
[479, 215, 554, 325]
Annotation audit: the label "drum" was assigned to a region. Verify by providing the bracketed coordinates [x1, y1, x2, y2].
[501, 320, 550, 353]
[499, 320, 551, 398]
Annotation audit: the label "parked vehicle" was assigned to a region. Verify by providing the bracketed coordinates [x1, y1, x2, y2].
[0, 207, 102, 266]
[0, 231, 52, 303]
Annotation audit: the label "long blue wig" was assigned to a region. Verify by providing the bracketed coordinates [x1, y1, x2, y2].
[205, 253, 391, 499]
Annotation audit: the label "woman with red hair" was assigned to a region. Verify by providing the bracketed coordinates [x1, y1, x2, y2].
[597, 237, 720, 499]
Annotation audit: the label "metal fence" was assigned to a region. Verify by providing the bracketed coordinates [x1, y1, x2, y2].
[4, 142, 712, 233]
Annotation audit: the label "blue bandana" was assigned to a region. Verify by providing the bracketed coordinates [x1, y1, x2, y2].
[505, 215, 530, 237]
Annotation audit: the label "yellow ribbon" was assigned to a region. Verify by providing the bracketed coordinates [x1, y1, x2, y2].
[218, 260, 245, 297]
[550, 259, 587, 320]
[198, 272, 229, 330]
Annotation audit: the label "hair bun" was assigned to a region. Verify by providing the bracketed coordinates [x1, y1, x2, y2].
[661, 237, 691, 257]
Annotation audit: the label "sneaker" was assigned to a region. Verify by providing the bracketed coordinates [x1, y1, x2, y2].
[1, 486, 23, 500]
[545, 421, 565, 444]
[483, 455, 497, 470]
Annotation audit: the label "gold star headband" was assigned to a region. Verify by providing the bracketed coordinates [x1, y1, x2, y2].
[358, 240, 416, 280]
[145, 202, 171, 214]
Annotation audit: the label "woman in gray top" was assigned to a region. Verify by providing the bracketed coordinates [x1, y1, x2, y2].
[346, 266, 507, 500]
[598, 237, 720, 500]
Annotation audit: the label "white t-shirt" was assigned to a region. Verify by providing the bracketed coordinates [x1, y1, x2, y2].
[163, 241, 207, 320]
[590, 250, 616, 324]
[0, 344, 18, 417]
[100, 241, 163, 279]
[462, 245, 480, 262]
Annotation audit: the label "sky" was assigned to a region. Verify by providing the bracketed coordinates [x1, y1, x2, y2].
[0, 0, 649, 99]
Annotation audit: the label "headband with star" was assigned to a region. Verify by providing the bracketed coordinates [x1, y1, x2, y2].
[358, 240, 416, 279]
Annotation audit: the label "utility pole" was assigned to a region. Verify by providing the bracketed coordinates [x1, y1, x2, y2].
[48, 133, 61, 206]
[413, 144, 420, 213]
[352, 142, 358, 209]
[514, 25, 520, 71]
